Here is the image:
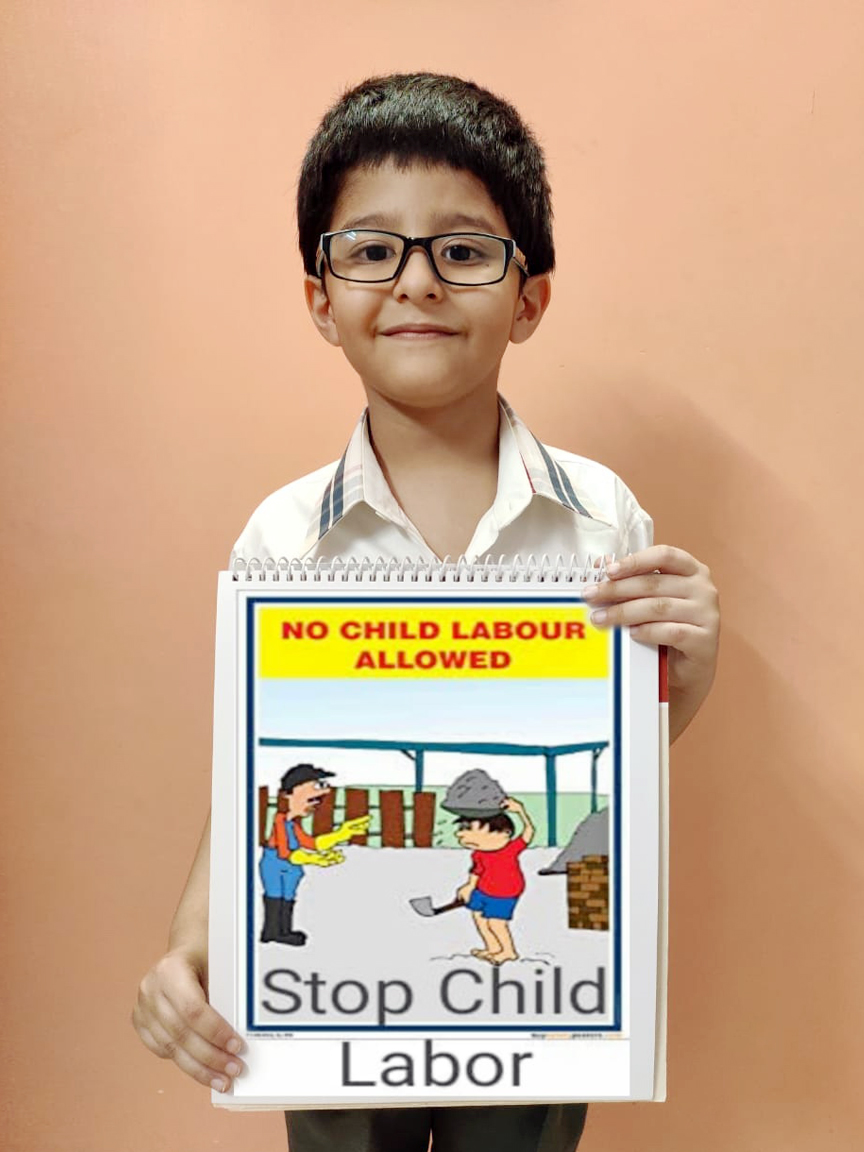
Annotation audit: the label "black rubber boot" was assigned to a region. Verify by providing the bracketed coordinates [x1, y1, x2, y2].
[260, 896, 284, 943]
[279, 898, 307, 946]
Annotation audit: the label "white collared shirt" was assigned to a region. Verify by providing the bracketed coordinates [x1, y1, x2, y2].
[231, 397, 653, 565]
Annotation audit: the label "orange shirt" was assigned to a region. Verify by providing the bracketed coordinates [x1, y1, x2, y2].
[267, 813, 316, 859]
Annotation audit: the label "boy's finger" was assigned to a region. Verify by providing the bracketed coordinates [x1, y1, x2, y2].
[147, 1016, 235, 1091]
[582, 574, 697, 605]
[135, 1019, 170, 1059]
[156, 993, 246, 1077]
[606, 546, 700, 579]
[587, 597, 706, 631]
[161, 974, 243, 1055]
[626, 621, 707, 652]
[596, 617, 706, 655]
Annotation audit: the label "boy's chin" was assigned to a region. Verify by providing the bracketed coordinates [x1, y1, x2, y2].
[362, 374, 498, 412]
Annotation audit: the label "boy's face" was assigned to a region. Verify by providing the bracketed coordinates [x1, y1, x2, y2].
[456, 819, 511, 851]
[305, 160, 551, 412]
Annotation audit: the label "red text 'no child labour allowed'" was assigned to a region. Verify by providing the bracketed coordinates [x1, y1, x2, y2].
[281, 619, 587, 642]
[257, 606, 607, 679]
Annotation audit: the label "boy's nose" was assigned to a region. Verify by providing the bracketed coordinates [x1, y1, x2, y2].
[393, 247, 443, 298]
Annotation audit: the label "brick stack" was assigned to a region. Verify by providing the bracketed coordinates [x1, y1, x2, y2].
[566, 855, 609, 930]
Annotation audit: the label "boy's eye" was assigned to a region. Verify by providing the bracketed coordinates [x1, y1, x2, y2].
[437, 235, 502, 268]
[440, 241, 483, 263]
[347, 241, 397, 263]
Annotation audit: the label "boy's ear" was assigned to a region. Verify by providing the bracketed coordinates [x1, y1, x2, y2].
[510, 273, 552, 345]
[304, 273, 342, 347]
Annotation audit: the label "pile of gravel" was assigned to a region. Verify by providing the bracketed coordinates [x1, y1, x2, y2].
[538, 807, 609, 875]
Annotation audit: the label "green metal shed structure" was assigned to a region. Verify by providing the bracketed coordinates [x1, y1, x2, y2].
[258, 736, 609, 846]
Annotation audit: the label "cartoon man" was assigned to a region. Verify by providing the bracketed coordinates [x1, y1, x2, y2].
[455, 797, 534, 965]
[259, 762, 370, 946]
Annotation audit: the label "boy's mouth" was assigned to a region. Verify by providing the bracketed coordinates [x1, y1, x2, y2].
[380, 323, 457, 338]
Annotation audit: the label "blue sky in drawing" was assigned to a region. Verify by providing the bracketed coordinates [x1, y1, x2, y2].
[257, 676, 609, 747]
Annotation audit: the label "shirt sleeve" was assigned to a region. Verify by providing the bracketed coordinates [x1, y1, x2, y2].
[273, 815, 291, 860]
[294, 821, 317, 850]
[624, 508, 654, 553]
[510, 835, 527, 856]
[471, 851, 484, 877]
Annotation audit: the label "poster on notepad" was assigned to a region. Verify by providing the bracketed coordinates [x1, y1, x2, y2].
[209, 564, 667, 1107]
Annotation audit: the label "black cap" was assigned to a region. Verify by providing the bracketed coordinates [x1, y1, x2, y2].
[279, 763, 336, 793]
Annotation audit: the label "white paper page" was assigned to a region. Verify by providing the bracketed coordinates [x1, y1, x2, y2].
[209, 572, 664, 1108]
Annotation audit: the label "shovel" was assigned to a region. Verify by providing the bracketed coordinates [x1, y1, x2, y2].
[409, 895, 464, 917]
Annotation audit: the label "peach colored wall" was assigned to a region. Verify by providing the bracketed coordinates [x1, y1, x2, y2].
[2, 3, 862, 1150]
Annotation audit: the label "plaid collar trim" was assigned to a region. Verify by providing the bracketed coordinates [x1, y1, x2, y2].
[310, 416, 366, 550]
[304, 397, 609, 554]
[497, 397, 609, 523]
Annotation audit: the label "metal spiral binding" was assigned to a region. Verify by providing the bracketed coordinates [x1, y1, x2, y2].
[231, 554, 611, 583]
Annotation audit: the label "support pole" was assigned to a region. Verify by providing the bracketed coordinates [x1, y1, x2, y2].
[591, 747, 601, 813]
[545, 752, 557, 847]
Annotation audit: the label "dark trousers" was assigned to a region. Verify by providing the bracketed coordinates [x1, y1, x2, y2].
[285, 1104, 588, 1152]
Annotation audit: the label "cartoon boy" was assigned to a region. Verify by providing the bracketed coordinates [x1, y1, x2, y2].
[259, 762, 370, 945]
[455, 797, 534, 965]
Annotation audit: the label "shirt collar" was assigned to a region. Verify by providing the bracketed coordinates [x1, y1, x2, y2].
[497, 396, 608, 522]
[303, 396, 609, 555]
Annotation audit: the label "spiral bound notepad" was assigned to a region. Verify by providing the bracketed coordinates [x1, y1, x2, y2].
[231, 553, 612, 583]
[209, 557, 668, 1109]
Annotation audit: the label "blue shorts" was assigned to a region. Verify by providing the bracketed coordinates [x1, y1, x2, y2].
[467, 889, 519, 921]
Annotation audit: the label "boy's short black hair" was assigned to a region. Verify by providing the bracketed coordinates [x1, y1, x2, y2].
[297, 73, 555, 278]
[455, 812, 515, 837]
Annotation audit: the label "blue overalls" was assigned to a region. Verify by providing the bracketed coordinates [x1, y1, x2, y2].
[259, 817, 304, 900]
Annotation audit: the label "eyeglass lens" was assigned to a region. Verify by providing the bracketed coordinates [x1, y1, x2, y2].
[328, 231, 509, 284]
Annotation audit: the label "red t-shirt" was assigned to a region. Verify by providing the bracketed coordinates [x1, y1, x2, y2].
[471, 836, 527, 898]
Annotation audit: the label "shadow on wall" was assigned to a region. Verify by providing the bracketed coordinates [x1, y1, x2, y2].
[529, 378, 862, 1148]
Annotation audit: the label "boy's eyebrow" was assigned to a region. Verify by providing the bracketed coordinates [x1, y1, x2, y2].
[337, 212, 503, 235]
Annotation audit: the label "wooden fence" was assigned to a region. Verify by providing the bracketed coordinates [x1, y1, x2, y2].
[259, 786, 436, 847]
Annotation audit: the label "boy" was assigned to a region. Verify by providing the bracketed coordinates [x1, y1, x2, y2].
[455, 796, 535, 965]
[133, 73, 719, 1152]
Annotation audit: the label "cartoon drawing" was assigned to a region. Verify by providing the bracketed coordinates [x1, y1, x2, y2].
[454, 796, 535, 965]
[249, 608, 620, 1029]
[259, 762, 370, 945]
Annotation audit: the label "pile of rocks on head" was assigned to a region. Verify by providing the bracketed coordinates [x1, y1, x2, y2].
[441, 768, 506, 818]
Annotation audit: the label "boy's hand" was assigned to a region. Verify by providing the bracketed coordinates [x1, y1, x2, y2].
[457, 883, 474, 904]
[132, 947, 245, 1092]
[582, 546, 720, 740]
[501, 797, 524, 814]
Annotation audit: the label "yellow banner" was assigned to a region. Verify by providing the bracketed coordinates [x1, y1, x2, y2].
[258, 605, 608, 679]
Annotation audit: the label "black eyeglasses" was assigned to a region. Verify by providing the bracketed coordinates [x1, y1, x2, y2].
[316, 230, 529, 286]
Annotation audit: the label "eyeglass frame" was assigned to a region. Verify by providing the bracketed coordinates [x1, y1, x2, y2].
[315, 229, 530, 286]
